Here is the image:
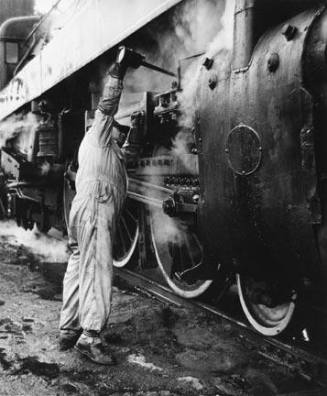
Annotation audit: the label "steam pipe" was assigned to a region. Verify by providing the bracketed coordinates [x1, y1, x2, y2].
[232, 0, 257, 70]
[232, 0, 325, 70]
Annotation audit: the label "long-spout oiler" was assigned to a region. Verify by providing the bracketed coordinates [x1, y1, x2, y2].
[140, 60, 176, 77]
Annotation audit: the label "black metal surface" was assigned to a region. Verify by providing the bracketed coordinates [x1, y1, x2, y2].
[197, 8, 324, 284]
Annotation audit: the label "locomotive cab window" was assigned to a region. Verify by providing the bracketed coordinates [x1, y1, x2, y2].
[5, 42, 19, 64]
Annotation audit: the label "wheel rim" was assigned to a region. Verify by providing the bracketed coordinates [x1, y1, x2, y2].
[63, 178, 75, 230]
[113, 198, 139, 267]
[150, 207, 213, 298]
[237, 274, 296, 336]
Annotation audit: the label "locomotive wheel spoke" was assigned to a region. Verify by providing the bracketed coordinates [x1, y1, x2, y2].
[183, 235, 196, 270]
[193, 233, 203, 254]
[117, 223, 127, 253]
[126, 208, 137, 223]
[121, 217, 132, 242]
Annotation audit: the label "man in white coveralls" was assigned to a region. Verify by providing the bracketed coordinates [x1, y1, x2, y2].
[59, 46, 142, 365]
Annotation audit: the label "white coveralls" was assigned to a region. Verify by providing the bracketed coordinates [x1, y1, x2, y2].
[60, 75, 127, 334]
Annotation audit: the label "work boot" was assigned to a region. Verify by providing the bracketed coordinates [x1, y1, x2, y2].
[58, 329, 82, 351]
[75, 333, 116, 365]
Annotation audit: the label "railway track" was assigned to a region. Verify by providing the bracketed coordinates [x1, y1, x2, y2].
[46, 227, 327, 388]
[116, 267, 327, 390]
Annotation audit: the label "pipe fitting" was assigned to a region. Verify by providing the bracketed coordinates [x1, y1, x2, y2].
[282, 24, 297, 41]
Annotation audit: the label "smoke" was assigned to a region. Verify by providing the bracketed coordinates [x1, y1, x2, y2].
[126, 1, 235, 247]
[40, 160, 51, 175]
[151, 207, 186, 247]
[0, 113, 40, 152]
[177, 0, 235, 117]
[206, 0, 235, 58]
[0, 221, 68, 263]
[172, 0, 235, 169]
[121, 0, 227, 95]
[171, 130, 199, 175]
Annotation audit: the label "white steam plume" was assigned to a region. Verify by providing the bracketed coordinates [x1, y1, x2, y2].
[178, 0, 235, 119]
[128, 1, 236, 243]
[206, 0, 235, 58]
[174, 0, 235, 167]
[0, 113, 40, 152]
[0, 221, 68, 263]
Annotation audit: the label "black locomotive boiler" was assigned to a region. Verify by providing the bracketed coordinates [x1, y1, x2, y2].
[0, 0, 327, 338]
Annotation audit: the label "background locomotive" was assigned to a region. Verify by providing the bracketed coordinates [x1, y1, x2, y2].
[0, 0, 326, 339]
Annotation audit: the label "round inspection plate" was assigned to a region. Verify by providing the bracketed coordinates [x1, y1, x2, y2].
[225, 124, 262, 176]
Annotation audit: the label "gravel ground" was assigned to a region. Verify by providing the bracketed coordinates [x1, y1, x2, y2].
[0, 224, 325, 396]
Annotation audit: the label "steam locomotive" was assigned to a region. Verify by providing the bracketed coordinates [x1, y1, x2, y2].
[0, 0, 326, 338]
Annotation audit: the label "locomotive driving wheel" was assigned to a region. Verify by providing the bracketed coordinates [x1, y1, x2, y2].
[237, 274, 297, 336]
[63, 170, 139, 268]
[150, 206, 213, 298]
[148, 145, 213, 298]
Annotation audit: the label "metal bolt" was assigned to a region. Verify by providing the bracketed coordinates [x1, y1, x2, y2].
[208, 74, 217, 90]
[171, 80, 178, 89]
[267, 53, 280, 73]
[203, 57, 214, 70]
[282, 24, 297, 41]
[192, 194, 200, 204]
[162, 197, 176, 217]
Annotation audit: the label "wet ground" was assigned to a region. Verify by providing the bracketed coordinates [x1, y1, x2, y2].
[0, 223, 326, 395]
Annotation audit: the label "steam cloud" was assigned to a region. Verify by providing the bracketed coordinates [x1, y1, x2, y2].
[177, 0, 235, 128]
[174, 0, 235, 171]
[0, 113, 40, 153]
[128, 0, 235, 248]
[121, 0, 233, 92]
[0, 221, 68, 263]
